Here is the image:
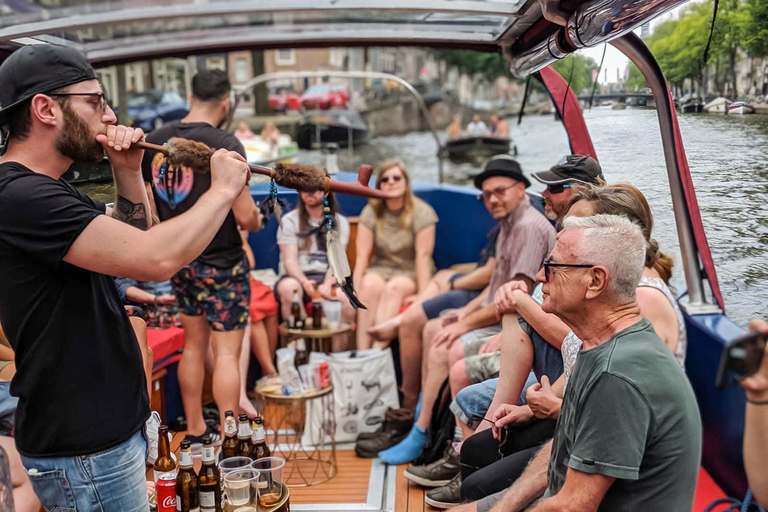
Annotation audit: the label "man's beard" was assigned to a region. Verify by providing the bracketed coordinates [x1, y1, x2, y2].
[55, 103, 105, 163]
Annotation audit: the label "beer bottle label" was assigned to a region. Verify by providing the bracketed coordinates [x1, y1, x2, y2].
[202, 446, 215, 462]
[224, 419, 237, 436]
[176, 495, 181, 512]
[252, 425, 265, 442]
[289, 314, 296, 328]
[238, 422, 251, 437]
[179, 449, 193, 468]
[297, 338, 306, 351]
[200, 491, 216, 510]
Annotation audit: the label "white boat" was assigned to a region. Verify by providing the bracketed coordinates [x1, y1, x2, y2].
[239, 134, 299, 166]
[703, 97, 732, 114]
[727, 102, 755, 115]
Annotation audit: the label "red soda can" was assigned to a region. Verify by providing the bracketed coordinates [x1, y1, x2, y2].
[156, 473, 177, 512]
[318, 362, 331, 388]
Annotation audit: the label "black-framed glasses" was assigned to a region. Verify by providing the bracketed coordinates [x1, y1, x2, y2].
[49, 92, 109, 113]
[477, 183, 517, 202]
[542, 256, 595, 282]
[546, 183, 575, 195]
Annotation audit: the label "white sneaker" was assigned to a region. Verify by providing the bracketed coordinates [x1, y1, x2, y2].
[145, 411, 161, 465]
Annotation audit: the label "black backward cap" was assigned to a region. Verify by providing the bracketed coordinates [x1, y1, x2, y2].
[473, 156, 531, 189]
[0, 45, 97, 126]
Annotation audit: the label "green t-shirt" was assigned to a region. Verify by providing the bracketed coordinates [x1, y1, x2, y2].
[547, 318, 702, 511]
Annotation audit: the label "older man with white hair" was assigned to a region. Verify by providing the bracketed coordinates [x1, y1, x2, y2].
[454, 214, 701, 512]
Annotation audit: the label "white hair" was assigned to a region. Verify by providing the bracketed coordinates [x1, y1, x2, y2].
[561, 214, 645, 301]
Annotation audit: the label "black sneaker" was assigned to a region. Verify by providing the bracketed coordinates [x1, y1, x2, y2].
[184, 424, 221, 454]
[424, 473, 462, 509]
[404, 445, 460, 487]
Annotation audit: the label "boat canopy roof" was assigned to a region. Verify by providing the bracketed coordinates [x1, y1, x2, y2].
[0, 0, 546, 65]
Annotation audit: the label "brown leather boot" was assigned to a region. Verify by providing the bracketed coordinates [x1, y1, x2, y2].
[355, 408, 414, 458]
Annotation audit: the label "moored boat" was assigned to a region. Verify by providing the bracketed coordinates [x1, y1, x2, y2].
[704, 97, 732, 114]
[445, 136, 517, 164]
[728, 101, 755, 115]
[296, 110, 369, 150]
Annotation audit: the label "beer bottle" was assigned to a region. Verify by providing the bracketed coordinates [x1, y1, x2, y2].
[153, 425, 176, 484]
[290, 289, 302, 328]
[221, 410, 238, 460]
[311, 288, 323, 329]
[251, 416, 270, 460]
[176, 440, 200, 512]
[236, 414, 253, 459]
[198, 436, 222, 512]
[295, 337, 308, 367]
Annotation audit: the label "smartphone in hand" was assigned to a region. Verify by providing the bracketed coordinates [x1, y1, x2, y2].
[716, 330, 768, 389]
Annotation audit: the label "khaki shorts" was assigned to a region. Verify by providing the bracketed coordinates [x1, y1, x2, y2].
[459, 324, 502, 384]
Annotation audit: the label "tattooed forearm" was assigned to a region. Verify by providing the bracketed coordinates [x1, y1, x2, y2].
[114, 195, 149, 230]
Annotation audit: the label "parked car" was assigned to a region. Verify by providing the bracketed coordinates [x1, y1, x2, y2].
[268, 87, 301, 112]
[299, 84, 349, 110]
[128, 90, 189, 131]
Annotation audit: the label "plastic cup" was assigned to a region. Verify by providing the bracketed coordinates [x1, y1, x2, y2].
[250, 457, 286, 507]
[223, 469, 259, 508]
[218, 456, 254, 478]
[322, 300, 342, 329]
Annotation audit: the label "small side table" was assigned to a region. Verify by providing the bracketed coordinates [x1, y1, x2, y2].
[255, 384, 337, 487]
[278, 322, 353, 353]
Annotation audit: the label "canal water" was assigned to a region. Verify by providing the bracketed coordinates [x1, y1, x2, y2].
[79, 108, 768, 327]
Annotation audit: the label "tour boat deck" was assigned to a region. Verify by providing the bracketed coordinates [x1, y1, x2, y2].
[147, 430, 441, 512]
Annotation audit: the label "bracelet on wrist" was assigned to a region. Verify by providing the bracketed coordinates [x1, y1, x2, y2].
[747, 397, 768, 405]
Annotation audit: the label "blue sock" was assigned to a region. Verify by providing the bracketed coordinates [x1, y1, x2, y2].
[414, 394, 423, 418]
[378, 425, 427, 465]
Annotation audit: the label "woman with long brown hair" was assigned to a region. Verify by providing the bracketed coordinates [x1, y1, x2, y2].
[355, 159, 438, 350]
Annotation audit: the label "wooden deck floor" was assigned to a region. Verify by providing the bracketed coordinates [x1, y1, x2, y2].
[148, 431, 440, 512]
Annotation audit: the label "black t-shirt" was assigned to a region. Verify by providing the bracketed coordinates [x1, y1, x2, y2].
[141, 121, 246, 269]
[0, 162, 149, 457]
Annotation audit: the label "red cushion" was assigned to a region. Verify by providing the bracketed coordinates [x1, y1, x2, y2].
[693, 467, 728, 511]
[147, 326, 185, 363]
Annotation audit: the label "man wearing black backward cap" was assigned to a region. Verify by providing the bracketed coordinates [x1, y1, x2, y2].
[533, 155, 605, 222]
[0, 45, 249, 511]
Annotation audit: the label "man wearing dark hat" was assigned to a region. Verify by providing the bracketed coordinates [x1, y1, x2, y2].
[0, 45, 249, 511]
[532, 155, 605, 221]
[377, 156, 556, 466]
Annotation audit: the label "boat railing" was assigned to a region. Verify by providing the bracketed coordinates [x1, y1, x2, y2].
[231, 70, 447, 183]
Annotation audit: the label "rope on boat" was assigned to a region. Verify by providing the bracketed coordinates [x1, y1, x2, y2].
[703, 489, 766, 512]
[560, 57, 576, 125]
[517, 76, 532, 126]
[702, 0, 720, 66]
[589, 44, 608, 111]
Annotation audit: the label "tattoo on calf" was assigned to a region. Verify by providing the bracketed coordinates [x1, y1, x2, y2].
[114, 195, 148, 229]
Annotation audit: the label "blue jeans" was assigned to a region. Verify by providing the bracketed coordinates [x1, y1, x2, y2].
[451, 373, 537, 429]
[20, 429, 149, 512]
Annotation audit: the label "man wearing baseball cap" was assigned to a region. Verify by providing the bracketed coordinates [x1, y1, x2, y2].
[532, 155, 605, 221]
[0, 45, 249, 511]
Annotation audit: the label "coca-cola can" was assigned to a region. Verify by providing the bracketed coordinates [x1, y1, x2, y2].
[156, 473, 177, 512]
[318, 362, 331, 388]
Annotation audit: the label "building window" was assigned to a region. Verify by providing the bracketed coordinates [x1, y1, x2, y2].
[206, 57, 226, 71]
[234, 58, 250, 83]
[275, 49, 296, 66]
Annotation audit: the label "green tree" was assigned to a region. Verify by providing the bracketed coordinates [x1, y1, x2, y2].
[551, 53, 599, 95]
[625, 64, 647, 91]
[431, 49, 509, 81]
[744, 0, 768, 56]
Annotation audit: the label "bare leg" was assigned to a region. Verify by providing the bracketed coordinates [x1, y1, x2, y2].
[398, 305, 431, 409]
[356, 272, 386, 350]
[265, 314, 278, 353]
[250, 319, 277, 375]
[276, 277, 304, 321]
[415, 339, 452, 430]
[178, 314, 212, 437]
[334, 291, 356, 351]
[211, 328, 246, 428]
[238, 325, 259, 417]
[371, 276, 416, 349]
[475, 314, 534, 435]
[0, 361, 15, 381]
[129, 316, 153, 399]
[0, 436, 40, 512]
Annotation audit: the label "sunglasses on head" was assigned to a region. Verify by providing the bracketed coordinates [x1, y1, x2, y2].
[381, 174, 403, 184]
[546, 183, 575, 195]
[542, 256, 595, 282]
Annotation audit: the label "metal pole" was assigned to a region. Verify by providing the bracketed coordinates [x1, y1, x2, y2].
[348, 126, 353, 155]
[611, 34, 711, 310]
